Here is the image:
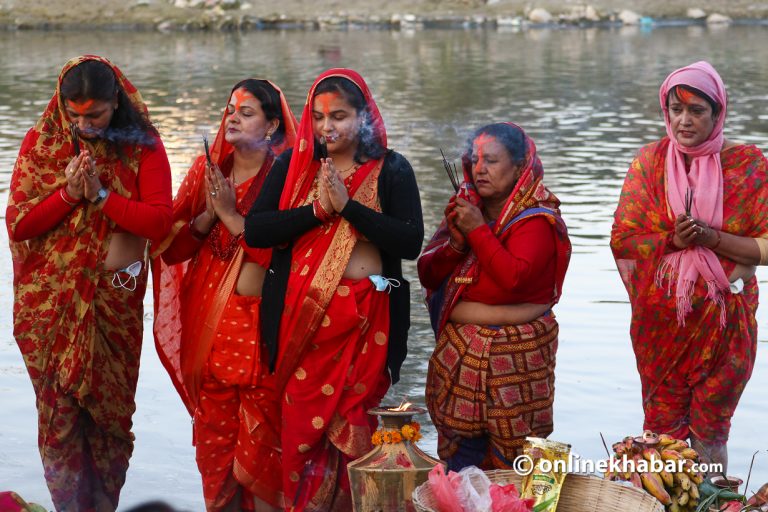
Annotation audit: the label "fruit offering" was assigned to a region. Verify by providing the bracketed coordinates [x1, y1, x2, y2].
[603, 430, 705, 511]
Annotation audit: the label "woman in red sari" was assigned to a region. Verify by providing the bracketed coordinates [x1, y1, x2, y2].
[152, 79, 296, 511]
[6, 55, 172, 511]
[420, 122, 571, 470]
[611, 61, 768, 471]
[244, 69, 423, 511]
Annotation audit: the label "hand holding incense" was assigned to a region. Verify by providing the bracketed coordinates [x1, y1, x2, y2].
[70, 123, 81, 156]
[440, 148, 460, 193]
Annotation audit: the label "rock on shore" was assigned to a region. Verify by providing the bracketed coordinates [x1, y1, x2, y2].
[1, 0, 766, 31]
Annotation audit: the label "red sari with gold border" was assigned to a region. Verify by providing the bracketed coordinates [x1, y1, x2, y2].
[151, 81, 296, 509]
[273, 69, 392, 511]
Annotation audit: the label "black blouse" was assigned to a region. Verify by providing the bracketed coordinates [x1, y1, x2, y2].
[245, 149, 424, 384]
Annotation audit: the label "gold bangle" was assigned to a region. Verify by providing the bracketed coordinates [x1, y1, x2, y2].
[755, 237, 768, 265]
[448, 239, 467, 253]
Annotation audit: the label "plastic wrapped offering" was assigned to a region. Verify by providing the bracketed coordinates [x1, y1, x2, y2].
[520, 437, 571, 511]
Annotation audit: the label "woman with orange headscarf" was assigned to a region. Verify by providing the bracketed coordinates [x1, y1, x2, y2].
[152, 79, 296, 511]
[419, 123, 571, 470]
[611, 61, 768, 471]
[245, 69, 423, 510]
[6, 55, 172, 511]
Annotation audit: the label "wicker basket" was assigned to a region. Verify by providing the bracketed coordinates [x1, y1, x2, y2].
[412, 470, 665, 512]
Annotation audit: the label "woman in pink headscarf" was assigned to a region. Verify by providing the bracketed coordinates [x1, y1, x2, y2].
[611, 61, 768, 470]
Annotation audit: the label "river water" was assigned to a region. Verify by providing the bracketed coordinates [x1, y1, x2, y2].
[1, 26, 767, 509]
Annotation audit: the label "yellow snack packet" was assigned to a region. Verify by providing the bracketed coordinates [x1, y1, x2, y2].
[520, 437, 571, 511]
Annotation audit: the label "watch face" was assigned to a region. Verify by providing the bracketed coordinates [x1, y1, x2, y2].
[98, 188, 107, 199]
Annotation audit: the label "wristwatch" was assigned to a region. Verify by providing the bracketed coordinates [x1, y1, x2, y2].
[91, 187, 109, 205]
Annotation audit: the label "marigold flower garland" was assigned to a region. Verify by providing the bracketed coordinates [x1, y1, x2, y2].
[372, 421, 422, 445]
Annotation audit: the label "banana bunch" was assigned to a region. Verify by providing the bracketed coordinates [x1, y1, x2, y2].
[603, 431, 705, 511]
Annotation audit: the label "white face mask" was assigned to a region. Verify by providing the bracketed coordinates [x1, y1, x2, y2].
[368, 275, 401, 293]
[112, 261, 142, 291]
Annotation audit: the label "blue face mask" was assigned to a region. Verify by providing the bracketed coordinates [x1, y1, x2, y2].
[112, 260, 142, 291]
[368, 275, 401, 293]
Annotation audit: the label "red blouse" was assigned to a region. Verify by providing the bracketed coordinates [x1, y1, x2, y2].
[161, 178, 271, 268]
[11, 140, 172, 242]
[418, 216, 557, 305]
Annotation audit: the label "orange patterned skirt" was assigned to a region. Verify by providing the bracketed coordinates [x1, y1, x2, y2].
[426, 314, 558, 470]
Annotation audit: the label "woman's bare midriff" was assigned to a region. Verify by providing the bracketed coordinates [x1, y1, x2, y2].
[104, 232, 146, 270]
[343, 240, 382, 280]
[236, 262, 267, 296]
[449, 300, 551, 326]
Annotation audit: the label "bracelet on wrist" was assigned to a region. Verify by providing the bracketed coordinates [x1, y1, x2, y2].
[313, 200, 333, 223]
[189, 215, 211, 240]
[710, 229, 722, 250]
[60, 187, 79, 207]
[448, 239, 468, 253]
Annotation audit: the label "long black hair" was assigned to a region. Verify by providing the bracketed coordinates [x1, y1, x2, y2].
[230, 78, 287, 149]
[313, 76, 385, 164]
[60, 60, 157, 148]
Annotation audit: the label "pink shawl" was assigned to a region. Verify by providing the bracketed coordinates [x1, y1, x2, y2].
[657, 60, 730, 326]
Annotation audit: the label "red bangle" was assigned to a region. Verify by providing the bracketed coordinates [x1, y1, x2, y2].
[60, 187, 79, 207]
[313, 200, 333, 223]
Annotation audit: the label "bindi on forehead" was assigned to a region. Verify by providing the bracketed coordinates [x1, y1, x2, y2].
[66, 99, 95, 115]
[231, 88, 256, 110]
[474, 133, 496, 160]
[314, 92, 343, 115]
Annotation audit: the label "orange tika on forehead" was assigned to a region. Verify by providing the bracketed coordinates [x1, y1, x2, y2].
[66, 99, 95, 115]
[314, 92, 343, 115]
[674, 85, 698, 105]
[473, 133, 496, 168]
[230, 88, 256, 110]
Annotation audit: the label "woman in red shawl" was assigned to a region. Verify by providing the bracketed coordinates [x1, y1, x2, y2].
[244, 69, 423, 510]
[6, 55, 172, 511]
[152, 79, 296, 511]
[419, 122, 571, 470]
[611, 61, 768, 470]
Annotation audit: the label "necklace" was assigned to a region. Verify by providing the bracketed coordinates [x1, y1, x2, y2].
[339, 162, 359, 184]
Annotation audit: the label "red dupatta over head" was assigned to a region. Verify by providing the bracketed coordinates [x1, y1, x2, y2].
[152, 81, 296, 413]
[273, 68, 387, 390]
[423, 123, 571, 335]
[7, 55, 152, 397]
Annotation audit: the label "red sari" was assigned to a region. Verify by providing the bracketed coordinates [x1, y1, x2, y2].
[611, 138, 768, 443]
[152, 81, 296, 510]
[6, 55, 171, 510]
[275, 69, 391, 511]
[421, 125, 571, 469]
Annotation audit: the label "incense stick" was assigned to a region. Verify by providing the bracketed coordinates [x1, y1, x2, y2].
[202, 134, 213, 166]
[440, 148, 460, 192]
[318, 136, 328, 159]
[685, 187, 694, 217]
[70, 123, 80, 156]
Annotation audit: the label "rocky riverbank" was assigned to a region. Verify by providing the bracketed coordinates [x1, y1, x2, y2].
[1, 0, 767, 31]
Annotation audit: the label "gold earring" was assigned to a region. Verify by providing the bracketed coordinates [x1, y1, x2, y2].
[265, 132, 272, 142]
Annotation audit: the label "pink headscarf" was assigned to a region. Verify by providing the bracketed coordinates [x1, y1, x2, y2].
[657, 61, 730, 326]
